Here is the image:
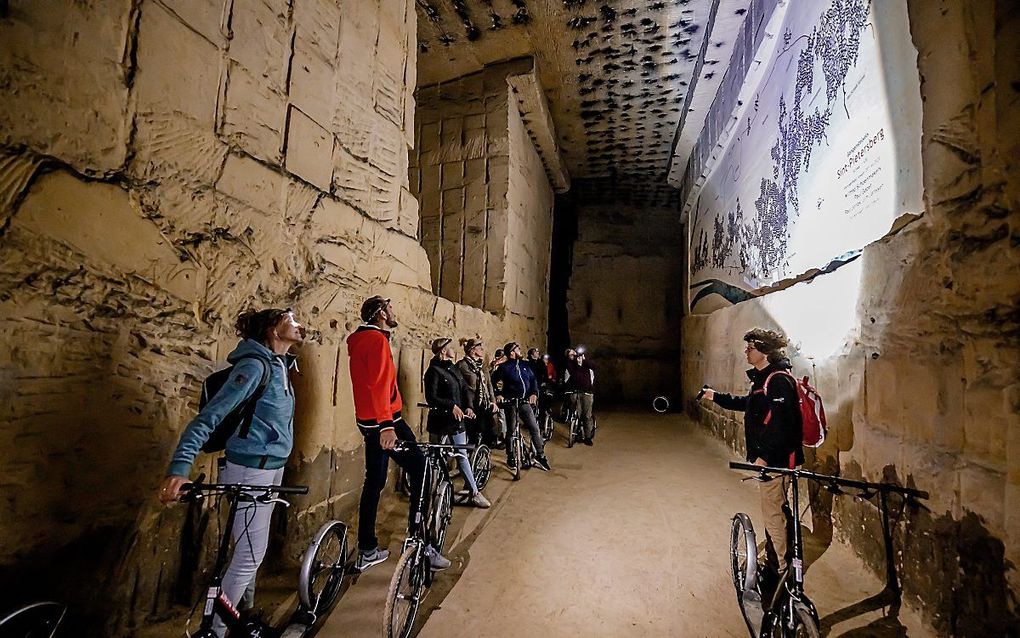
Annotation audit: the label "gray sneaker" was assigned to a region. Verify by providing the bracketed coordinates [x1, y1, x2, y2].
[469, 492, 491, 508]
[355, 547, 390, 572]
[425, 545, 451, 571]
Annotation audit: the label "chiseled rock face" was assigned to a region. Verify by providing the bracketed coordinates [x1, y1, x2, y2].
[683, 1, 1019, 633]
[566, 194, 683, 404]
[0, 1, 549, 633]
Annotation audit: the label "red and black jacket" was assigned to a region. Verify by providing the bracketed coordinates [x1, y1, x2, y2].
[713, 359, 804, 468]
[347, 325, 402, 431]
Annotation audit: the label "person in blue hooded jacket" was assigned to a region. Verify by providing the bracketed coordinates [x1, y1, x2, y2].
[158, 308, 304, 636]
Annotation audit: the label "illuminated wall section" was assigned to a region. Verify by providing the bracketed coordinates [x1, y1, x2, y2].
[687, 0, 922, 314]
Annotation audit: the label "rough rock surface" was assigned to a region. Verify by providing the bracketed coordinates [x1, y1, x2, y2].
[682, 1, 1020, 633]
[563, 189, 683, 405]
[410, 60, 557, 318]
[0, 1, 550, 634]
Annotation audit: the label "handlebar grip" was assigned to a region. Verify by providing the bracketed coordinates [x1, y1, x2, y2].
[180, 472, 207, 493]
[728, 461, 761, 472]
[273, 485, 309, 495]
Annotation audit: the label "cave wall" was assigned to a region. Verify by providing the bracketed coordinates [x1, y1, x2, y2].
[567, 197, 683, 404]
[504, 98, 554, 323]
[409, 61, 555, 322]
[411, 68, 511, 312]
[681, 1, 1019, 633]
[0, 1, 549, 634]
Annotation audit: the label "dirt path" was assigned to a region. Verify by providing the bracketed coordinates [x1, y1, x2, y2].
[316, 412, 932, 637]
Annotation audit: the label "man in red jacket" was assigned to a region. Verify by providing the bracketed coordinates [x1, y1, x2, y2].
[348, 295, 449, 572]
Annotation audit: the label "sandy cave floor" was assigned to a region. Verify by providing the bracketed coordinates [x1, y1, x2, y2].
[300, 412, 933, 638]
[139, 412, 934, 637]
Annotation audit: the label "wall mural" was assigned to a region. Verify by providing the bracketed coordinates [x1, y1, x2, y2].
[688, 0, 922, 314]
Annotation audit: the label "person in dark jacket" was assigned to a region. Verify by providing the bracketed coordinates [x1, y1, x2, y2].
[159, 308, 303, 638]
[425, 337, 490, 508]
[564, 348, 596, 445]
[492, 342, 551, 472]
[700, 328, 803, 574]
[457, 338, 500, 446]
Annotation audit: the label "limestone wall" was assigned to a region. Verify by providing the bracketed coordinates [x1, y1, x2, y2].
[567, 197, 683, 404]
[504, 101, 554, 323]
[410, 62, 555, 323]
[0, 1, 548, 634]
[411, 69, 510, 311]
[682, 1, 1019, 633]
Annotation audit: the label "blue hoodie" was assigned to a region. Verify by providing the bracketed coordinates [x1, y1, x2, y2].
[167, 339, 296, 477]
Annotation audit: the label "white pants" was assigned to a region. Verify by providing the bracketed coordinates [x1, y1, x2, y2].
[213, 461, 284, 637]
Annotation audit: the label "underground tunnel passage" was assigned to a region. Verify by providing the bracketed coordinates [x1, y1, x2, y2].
[0, 0, 1017, 636]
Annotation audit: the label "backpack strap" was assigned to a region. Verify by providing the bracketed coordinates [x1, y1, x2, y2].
[761, 370, 796, 426]
[237, 358, 271, 439]
[762, 370, 795, 394]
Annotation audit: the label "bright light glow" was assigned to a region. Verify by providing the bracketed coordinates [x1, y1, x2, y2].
[761, 259, 863, 361]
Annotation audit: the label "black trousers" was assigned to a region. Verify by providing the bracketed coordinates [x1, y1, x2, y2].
[357, 419, 425, 551]
[466, 408, 499, 446]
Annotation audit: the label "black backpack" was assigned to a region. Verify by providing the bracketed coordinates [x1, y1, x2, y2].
[199, 357, 271, 453]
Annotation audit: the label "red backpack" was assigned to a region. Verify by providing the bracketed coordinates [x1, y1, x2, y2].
[763, 371, 827, 448]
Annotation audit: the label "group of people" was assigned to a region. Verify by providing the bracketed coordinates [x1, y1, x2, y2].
[154, 294, 801, 634]
[155, 296, 598, 635]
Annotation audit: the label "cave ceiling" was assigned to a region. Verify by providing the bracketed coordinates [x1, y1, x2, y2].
[415, 0, 751, 204]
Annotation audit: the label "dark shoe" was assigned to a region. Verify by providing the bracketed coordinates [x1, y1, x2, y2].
[584, 438, 593, 446]
[534, 456, 551, 472]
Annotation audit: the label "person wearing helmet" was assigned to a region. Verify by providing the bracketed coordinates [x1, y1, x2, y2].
[564, 347, 596, 445]
[347, 296, 450, 573]
[491, 342, 551, 472]
[425, 337, 490, 508]
[457, 338, 500, 447]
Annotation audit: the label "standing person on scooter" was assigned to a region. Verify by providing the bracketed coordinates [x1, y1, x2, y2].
[699, 328, 803, 576]
[158, 308, 304, 638]
[347, 296, 450, 573]
[425, 337, 490, 508]
[492, 342, 551, 472]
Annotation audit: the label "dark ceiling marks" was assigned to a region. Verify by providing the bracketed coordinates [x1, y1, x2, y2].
[415, 0, 719, 197]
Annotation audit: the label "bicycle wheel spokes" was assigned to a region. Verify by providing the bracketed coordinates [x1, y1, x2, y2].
[791, 603, 820, 638]
[384, 544, 426, 638]
[431, 481, 454, 552]
[299, 520, 349, 613]
[471, 445, 492, 490]
[730, 513, 758, 595]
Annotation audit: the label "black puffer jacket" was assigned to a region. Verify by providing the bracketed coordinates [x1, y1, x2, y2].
[713, 358, 804, 468]
[424, 357, 469, 437]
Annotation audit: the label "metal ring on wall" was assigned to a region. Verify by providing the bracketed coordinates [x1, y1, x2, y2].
[652, 396, 670, 413]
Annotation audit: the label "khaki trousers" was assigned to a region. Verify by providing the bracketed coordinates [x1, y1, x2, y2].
[759, 475, 791, 572]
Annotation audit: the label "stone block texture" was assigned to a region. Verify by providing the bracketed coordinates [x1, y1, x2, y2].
[0, 1, 547, 634]
[565, 197, 684, 404]
[681, 1, 1020, 633]
[410, 63, 554, 322]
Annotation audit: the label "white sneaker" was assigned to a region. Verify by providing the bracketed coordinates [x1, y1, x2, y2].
[469, 493, 491, 508]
